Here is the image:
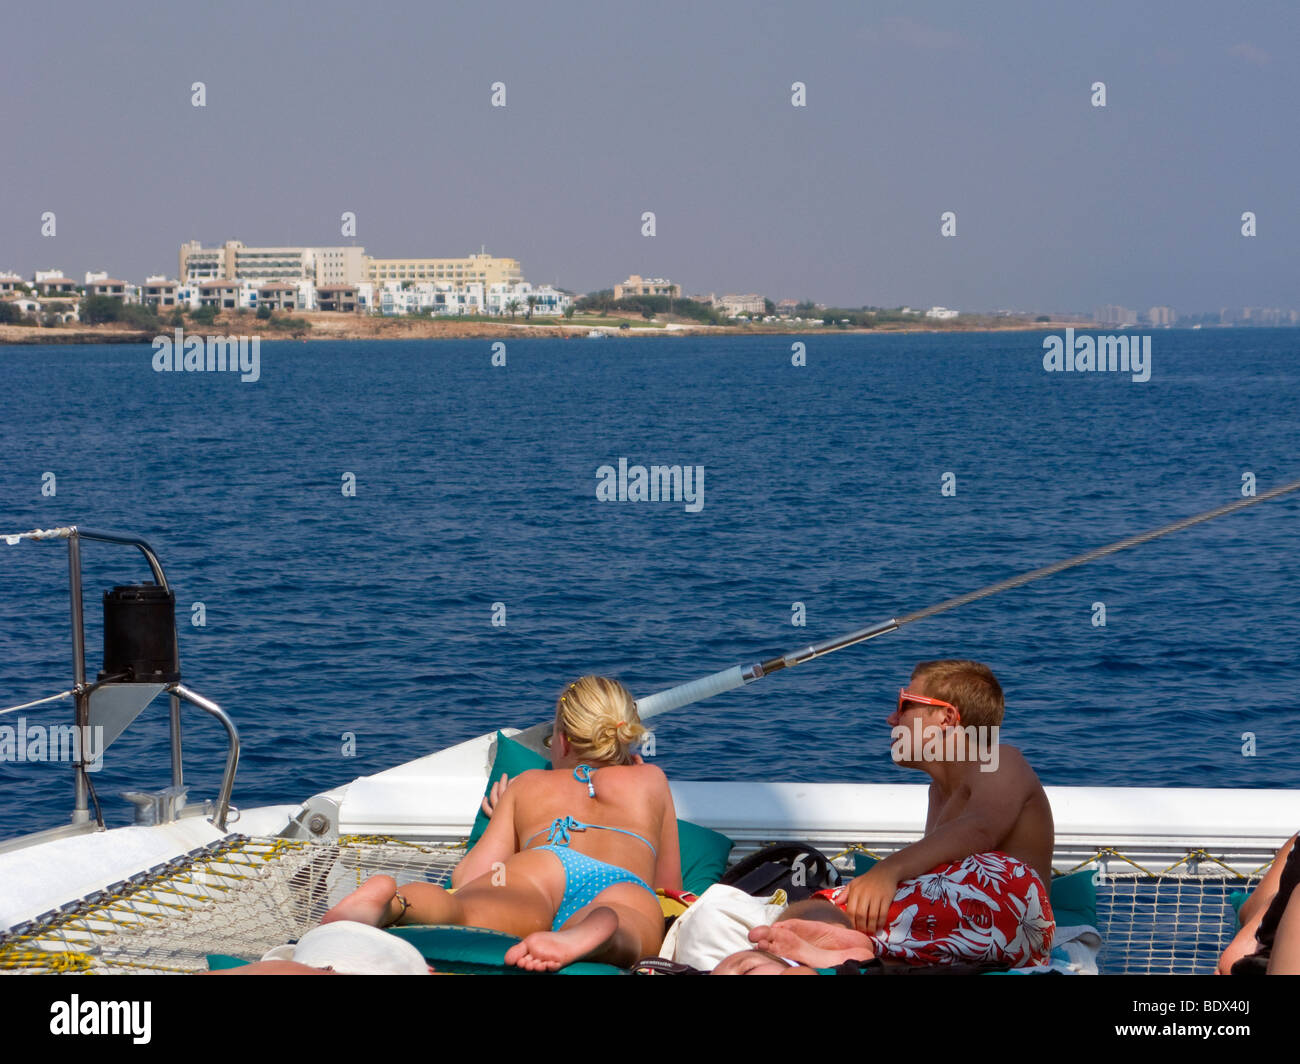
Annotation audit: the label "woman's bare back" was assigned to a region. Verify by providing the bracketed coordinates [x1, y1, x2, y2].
[507, 762, 672, 886]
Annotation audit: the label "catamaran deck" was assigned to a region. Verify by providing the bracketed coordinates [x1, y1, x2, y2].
[2, 732, 1294, 976]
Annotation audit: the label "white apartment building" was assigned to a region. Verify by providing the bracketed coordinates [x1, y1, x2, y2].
[142, 277, 180, 308]
[197, 280, 260, 310]
[379, 282, 437, 316]
[1096, 305, 1138, 326]
[925, 306, 959, 319]
[33, 270, 77, 294]
[258, 280, 317, 312]
[85, 278, 131, 301]
[486, 282, 570, 316]
[718, 293, 766, 317]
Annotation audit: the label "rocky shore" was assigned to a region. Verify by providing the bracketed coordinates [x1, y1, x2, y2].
[0, 313, 1087, 346]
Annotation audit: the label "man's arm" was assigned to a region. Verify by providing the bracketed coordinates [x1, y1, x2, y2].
[884, 750, 1035, 881]
[841, 750, 1036, 934]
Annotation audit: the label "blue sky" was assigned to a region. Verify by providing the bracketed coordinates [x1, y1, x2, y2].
[2, 0, 1296, 312]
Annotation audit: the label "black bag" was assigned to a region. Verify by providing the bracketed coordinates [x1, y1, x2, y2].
[718, 842, 839, 901]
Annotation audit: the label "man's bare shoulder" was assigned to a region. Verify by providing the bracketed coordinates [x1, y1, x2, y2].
[970, 744, 1044, 791]
[991, 744, 1035, 773]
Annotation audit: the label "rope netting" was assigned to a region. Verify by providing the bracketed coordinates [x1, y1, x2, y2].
[0, 835, 461, 974]
[0, 836, 1269, 975]
[1096, 872, 1261, 975]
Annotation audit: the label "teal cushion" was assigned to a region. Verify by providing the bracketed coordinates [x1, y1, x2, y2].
[677, 817, 733, 895]
[465, 731, 734, 894]
[1049, 869, 1097, 928]
[1228, 889, 1249, 920]
[852, 855, 1097, 928]
[467, 732, 549, 848]
[206, 954, 252, 970]
[386, 924, 626, 975]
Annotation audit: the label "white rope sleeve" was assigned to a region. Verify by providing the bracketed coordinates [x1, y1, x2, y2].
[3, 527, 75, 546]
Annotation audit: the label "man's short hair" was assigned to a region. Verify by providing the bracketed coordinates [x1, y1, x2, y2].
[911, 660, 1004, 729]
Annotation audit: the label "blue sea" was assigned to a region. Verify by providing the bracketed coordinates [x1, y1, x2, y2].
[1, 330, 1298, 841]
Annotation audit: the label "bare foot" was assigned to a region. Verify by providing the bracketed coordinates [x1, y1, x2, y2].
[753, 917, 875, 953]
[321, 875, 398, 926]
[750, 923, 875, 969]
[504, 907, 619, 972]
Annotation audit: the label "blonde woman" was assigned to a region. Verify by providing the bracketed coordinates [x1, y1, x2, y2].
[322, 676, 681, 970]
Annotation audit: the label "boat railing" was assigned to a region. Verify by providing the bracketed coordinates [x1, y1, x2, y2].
[1, 526, 239, 837]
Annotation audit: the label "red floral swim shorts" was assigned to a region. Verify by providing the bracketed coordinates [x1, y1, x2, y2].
[813, 851, 1055, 967]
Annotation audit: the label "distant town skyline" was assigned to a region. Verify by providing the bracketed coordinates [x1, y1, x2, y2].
[3, 1, 1297, 313]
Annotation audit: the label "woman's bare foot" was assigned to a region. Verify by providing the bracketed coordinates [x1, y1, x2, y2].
[754, 917, 875, 953]
[750, 922, 876, 969]
[321, 875, 398, 926]
[504, 907, 619, 972]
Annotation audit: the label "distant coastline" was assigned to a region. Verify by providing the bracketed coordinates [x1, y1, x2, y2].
[0, 312, 1094, 346]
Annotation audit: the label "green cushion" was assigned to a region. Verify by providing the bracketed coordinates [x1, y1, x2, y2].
[466, 731, 734, 894]
[1049, 869, 1097, 928]
[852, 854, 1097, 928]
[206, 954, 252, 969]
[676, 817, 734, 895]
[386, 924, 626, 975]
[467, 732, 549, 847]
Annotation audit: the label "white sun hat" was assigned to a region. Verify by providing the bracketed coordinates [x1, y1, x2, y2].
[260, 921, 430, 974]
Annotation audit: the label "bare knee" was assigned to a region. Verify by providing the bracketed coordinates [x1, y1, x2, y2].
[778, 899, 852, 928]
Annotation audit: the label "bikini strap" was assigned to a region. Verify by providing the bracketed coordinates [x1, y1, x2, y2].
[524, 815, 586, 848]
[548, 815, 584, 846]
[574, 763, 596, 797]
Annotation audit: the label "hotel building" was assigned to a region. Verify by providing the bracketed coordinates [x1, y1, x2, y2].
[179, 241, 367, 286]
[365, 252, 522, 289]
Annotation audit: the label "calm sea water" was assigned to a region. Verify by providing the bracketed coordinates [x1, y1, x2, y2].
[1, 330, 1298, 840]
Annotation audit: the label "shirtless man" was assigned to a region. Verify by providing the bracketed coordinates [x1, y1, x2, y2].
[719, 660, 1055, 973]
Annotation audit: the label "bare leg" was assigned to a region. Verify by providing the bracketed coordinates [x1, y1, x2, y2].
[505, 883, 663, 971]
[323, 850, 561, 935]
[1267, 887, 1300, 974]
[322, 875, 471, 927]
[779, 898, 855, 927]
[506, 906, 620, 972]
[758, 916, 876, 953]
[322, 875, 406, 926]
[750, 922, 875, 968]
[207, 960, 340, 975]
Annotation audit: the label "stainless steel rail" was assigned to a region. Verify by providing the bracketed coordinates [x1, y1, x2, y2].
[9, 526, 239, 831]
[171, 684, 239, 830]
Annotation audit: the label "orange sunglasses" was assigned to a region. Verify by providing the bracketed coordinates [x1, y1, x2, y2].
[897, 688, 961, 720]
